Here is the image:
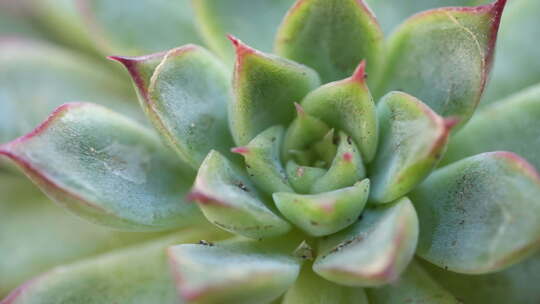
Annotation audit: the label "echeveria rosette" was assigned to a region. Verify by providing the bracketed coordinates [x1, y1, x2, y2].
[2, 0, 540, 303]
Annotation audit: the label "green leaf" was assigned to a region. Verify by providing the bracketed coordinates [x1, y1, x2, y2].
[364, 0, 487, 34]
[190, 150, 291, 239]
[275, 0, 384, 83]
[282, 266, 368, 304]
[1, 231, 218, 304]
[376, 0, 507, 128]
[310, 131, 366, 194]
[111, 44, 234, 168]
[443, 84, 540, 170]
[367, 260, 460, 304]
[0, 103, 202, 231]
[0, 174, 167, 296]
[0, 39, 139, 145]
[192, 0, 295, 63]
[168, 239, 301, 304]
[31, 0, 203, 56]
[410, 152, 540, 274]
[422, 251, 540, 304]
[483, 0, 540, 104]
[233, 126, 293, 194]
[285, 161, 326, 194]
[370, 91, 455, 204]
[274, 179, 369, 237]
[313, 198, 419, 286]
[229, 36, 321, 146]
[301, 62, 378, 162]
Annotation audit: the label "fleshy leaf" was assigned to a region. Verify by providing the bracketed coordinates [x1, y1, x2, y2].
[310, 131, 366, 194]
[313, 198, 419, 286]
[233, 126, 293, 194]
[31, 0, 203, 56]
[0, 103, 202, 231]
[367, 260, 460, 304]
[410, 152, 540, 274]
[1, 231, 219, 304]
[192, 0, 295, 62]
[111, 45, 234, 168]
[422, 252, 540, 304]
[0, 39, 139, 145]
[370, 91, 455, 204]
[229, 36, 321, 146]
[274, 179, 369, 237]
[285, 161, 326, 194]
[443, 84, 540, 170]
[190, 150, 291, 239]
[282, 103, 330, 162]
[301, 62, 378, 162]
[275, 0, 384, 83]
[376, 0, 507, 127]
[483, 0, 540, 104]
[0, 174, 165, 296]
[282, 266, 368, 304]
[168, 240, 301, 304]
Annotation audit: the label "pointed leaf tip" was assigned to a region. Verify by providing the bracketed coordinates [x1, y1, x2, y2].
[231, 146, 250, 155]
[227, 34, 254, 58]
[350, 60, 367, 83]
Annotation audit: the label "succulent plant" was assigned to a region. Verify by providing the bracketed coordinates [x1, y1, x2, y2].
[1, 0, 540, 303]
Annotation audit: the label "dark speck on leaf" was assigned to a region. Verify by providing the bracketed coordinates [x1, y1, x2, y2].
[198, 240, 214, 246]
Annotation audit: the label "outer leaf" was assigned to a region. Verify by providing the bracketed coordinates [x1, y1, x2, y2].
[233, 126, 293, 194]
[275, 0, 384, 83]
[0, 103, 202, 231]
[190, 151, 291, 239]
[0, 39, 139, 145]
[301, 62, 378, 162]
[111, 45, 234, 168]
[313, 198, 419, 286]
[229, 36, 320, 146]
[367, 260, 460, 304]
[31, 0, 203, 56]
[422, 252, 540, 304]
[370, 91, 455, 204]
[376, 0, 507, 127]
[192, 0, 295, 62]
[483, 0, 540, 103]
[1, 230, 219, 304]
[282, 266, 368, 304]
[364, 0, 487, 34]
[310, 131, 365, 194]
[273, 179, 370, 237]
[0, 174, 164, 296]
[443, 84, 540, 170]
[168, 240, 301, 304]
[410, 152, 540, 274]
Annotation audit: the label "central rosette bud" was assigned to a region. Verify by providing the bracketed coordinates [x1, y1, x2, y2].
[230, 102, 370, 237]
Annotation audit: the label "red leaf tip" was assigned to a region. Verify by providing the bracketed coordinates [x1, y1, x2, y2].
[443, 117, 460, 130]
[343, 152, 353, 162]
[227, 34, 254, 57]
[294, 102, 305, 116]
[231, 146, 250, 155]
[350, 60, 367, 83]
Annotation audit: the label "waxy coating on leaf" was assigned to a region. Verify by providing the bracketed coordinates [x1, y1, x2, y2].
[192, 0, 295, 63]
[301, 61, 378, 162]
[168, 240, 301, 304]
[410, 152, 540, 274]
[274, 179, 370, 237]
[275, 0, 384, 84]
[443, 84, 540, 170]
[228, 36, 321, 146]
[110, 44, 234, 169]
[376, 0, 507, 128]
[233, 126, 294, 194]
[282, 266, 369, 304]
[367, 260, 460, 304]
[314, 198, 419, 287]
[0, 103, 202, 231]
[369, 91, 456, 204]
[0, 231, 218, 304]
[190, 150, 291, 239]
